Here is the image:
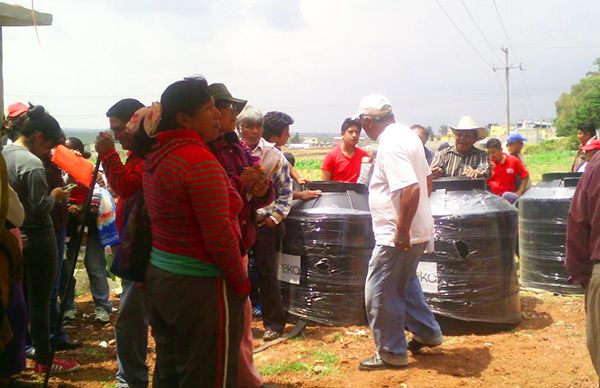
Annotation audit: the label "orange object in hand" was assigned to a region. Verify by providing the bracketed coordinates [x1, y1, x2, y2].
[51, 144, 94, 187]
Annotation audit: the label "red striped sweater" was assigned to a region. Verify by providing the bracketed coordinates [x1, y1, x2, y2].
[143, 129, 249, 295]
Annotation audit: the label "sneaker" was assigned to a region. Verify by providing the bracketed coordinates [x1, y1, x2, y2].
[25, 346, 36, 360]
[34, 357, 80, 374]
[94, 308, 110, 323]
[408, 334, 443, 355]
[262, 329, 282, 342]
[359, 354, 407, 371]
[55, 339, 82, 351]
[252, 305, 262, 318]
[63, 309, 76, 321]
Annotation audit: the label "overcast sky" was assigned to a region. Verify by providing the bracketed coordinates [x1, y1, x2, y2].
[3, 0, 600, 133]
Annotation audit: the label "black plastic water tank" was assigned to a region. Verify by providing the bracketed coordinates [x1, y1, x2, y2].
[519, 172, 583, 294]
[280, 181, 373, 326]
[419, 177, 521, 324]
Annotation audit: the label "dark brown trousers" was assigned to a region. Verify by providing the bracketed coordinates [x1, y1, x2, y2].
[145, 264, 244, 388]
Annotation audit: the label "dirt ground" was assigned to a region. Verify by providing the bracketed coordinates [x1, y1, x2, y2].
[13, 290, 598, 388]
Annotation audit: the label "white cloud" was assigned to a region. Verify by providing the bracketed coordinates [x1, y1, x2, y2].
[2, 0, 599, 132]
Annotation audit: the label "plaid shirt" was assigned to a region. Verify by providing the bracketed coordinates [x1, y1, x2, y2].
[247, 138, 292, 224]
[431, 146, 491, 178]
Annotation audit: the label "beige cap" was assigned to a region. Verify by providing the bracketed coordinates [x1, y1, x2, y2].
[352, 94, 393, 120]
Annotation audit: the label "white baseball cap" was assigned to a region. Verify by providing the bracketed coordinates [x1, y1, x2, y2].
[352, 94, 393, 120]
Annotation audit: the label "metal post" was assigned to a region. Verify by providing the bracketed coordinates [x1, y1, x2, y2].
[493, 48, 524, 138]
[0, 27, 4, 117]
[503, 47, 510, 136]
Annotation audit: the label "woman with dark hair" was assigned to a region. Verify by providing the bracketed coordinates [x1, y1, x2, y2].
[144, 77, 249, 387]
[1, 105, 80, 373]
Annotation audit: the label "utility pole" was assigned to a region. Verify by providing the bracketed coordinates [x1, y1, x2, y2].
[493, 47, 523, 137]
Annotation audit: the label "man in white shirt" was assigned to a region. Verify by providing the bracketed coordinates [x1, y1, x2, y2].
[238, 106, 293, 342]
[354, 95, 443, 371]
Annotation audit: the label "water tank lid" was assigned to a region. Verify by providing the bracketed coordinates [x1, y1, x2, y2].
[542, 172, 582, 182]
[432, 177, 487, 192]
[563, 177, 581, 188]
[305, 181, 368, 194]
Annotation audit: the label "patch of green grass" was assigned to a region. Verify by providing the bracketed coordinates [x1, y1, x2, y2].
[521, 137, 577, 183]
[295, 158, 322, 170]
[259, 350, 341, 377]
[524, 148, 575, 184]
[84, 347, 101, 356]
[312, 349, 340, 376]
[313, 349, 339, 364]
[295, 158, 322, 182]
[260, 361, 312, 376]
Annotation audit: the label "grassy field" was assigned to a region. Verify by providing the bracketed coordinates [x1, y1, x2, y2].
[288, 137, 577, 184]
[522, 137, 577, 183]
[523, 148, 575, 183]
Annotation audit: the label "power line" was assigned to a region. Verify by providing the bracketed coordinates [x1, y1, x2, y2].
[491, 0, 539, 119]
[460, 0, 502, 63]
[491, 0, 516, 57]
[5, 93, 158, 99]
[434, 0, 495, 68]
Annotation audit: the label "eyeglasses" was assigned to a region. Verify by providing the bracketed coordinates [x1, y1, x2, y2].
[454, 131, 476, 139]
[216, 102, 235, 111]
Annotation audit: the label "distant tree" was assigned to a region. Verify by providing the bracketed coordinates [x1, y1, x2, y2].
[438, 125, 449, 136]
[290, 132, 302, 144]
[555, 58, 600, 137]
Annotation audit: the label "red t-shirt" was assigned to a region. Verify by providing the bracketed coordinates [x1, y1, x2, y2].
[321, 146, 368, 183]
[488, 153, 529, 196]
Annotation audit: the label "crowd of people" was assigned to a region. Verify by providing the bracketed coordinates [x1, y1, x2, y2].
[319, 110, 532, 205]
[0, 75, 598, 387]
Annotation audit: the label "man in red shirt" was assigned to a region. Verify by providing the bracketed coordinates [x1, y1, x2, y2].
[485, 138, 529, 204]
[95, 98, 150, 388]
[321, 118, 369, 183]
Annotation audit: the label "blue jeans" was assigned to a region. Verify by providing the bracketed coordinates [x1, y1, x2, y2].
[64, 224, 112, 313]
[365, 243, 442, 361]
[115, 278, 150, 388]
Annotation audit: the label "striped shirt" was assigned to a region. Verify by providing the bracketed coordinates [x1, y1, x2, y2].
[248, 138, 293, 224]
[143, 129, 248, 295]
[431, 145, 491, 178]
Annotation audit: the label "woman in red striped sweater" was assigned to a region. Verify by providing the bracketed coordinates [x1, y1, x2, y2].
[143, 77, 249, 387]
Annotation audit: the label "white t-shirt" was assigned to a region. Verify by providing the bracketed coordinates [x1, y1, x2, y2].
[368, 122, 434, 247]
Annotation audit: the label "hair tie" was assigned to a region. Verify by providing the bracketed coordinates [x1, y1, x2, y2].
[27, 104, 45, 120]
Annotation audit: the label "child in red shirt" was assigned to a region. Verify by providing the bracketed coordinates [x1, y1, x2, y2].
[485, 138, 530, 202]
[321, 118, 369, 183]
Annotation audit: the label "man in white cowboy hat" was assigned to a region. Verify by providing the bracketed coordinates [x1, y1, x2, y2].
[353, 94, 442, 371]
[431, 116, 490, 179]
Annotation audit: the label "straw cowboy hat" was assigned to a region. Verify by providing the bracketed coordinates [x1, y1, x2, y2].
[450, 116, 488, 141]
